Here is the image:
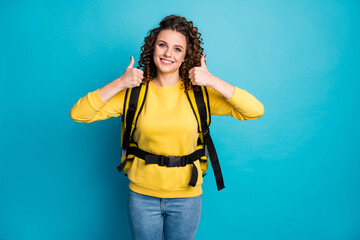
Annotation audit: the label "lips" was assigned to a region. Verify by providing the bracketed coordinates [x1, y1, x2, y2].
[160, 58, 174, 63]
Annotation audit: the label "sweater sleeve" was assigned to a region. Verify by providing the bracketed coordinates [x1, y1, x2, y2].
[207, 86, 264, 121]
[69, 88, 126, 123]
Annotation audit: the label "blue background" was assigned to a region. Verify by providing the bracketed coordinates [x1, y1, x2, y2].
[1, 0, 359, 239]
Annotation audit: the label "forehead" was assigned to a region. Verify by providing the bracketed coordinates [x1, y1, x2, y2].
[156, 29, 187, 47]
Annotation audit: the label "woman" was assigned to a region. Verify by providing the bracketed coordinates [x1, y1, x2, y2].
[70, 14, 264, 240]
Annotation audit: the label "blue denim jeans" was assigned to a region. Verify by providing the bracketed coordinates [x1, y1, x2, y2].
[127, 188, 202, 240]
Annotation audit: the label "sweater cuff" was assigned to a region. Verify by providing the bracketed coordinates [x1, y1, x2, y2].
[226, 86, 245, 106]
[88, 88, 107, 110]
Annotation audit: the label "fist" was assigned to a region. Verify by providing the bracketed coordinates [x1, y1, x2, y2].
[188, 54, 213, 87]
[119, 56, 144, 88]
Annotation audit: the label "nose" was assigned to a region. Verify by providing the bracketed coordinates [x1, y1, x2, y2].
[163, 48, 171, 57]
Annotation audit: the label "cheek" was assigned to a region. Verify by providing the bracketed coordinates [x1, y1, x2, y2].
[177, 54, 186, 63]
[153, 46, 161, 56]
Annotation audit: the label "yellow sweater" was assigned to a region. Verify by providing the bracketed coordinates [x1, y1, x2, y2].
[70, 80, 264, 198]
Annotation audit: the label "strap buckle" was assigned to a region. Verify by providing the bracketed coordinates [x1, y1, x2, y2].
[159, 155, 167, 166]
[203, 128, 210, 138]
[167, 156, 182, 167]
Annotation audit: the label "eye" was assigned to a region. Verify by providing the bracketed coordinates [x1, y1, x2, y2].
[175, 48, 181, 52]
[159, 43, 165, 47]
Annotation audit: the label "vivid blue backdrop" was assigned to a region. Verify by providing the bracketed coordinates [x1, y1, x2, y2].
[1, 0, 359, 239]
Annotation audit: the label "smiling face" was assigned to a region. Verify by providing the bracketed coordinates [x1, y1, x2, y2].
[153, 29, 187, 75]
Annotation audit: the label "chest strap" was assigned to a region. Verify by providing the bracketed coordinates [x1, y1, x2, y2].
[127, 146, 205, 187]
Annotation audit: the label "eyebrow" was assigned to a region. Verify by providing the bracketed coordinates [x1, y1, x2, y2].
[157, 40, 184, 49]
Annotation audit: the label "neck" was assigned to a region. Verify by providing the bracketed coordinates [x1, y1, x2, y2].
[153, 71, 181, 87]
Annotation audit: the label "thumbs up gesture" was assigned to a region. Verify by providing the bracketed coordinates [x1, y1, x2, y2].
[119, 56, 144, 88]
[188, 54, 213, 87]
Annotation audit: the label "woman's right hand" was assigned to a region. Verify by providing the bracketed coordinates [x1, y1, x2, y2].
[98, 56, 143, 103]
[118, 56, 144, 89]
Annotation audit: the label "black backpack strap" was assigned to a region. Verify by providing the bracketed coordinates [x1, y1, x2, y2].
[123, 86, 141, 149]
[193, 87, 225, 191]
[117, 83, 149, 172]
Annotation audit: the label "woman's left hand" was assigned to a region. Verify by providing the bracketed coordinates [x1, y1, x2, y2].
[188, 55, 214, 87]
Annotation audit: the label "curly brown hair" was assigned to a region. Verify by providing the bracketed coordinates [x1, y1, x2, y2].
[137, 14, 204, 92]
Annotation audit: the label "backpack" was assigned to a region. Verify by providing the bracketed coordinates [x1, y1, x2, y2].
[116, 81, 225, 191]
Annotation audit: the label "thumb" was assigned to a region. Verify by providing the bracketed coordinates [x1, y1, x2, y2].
[200, 54, 206, 67]
[127, 56, 135, 69]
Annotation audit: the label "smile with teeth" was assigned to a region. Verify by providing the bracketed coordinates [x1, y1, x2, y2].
[160, 58, 174, 64]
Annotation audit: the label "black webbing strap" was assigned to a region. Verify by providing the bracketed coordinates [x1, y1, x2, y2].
[117, 86, 142, 172]
[116, 159, 127, 172]
[128, 146, 205, 187]
[121, 89, 129, 124]
[193, 88, 225, 191]
[123, 86, 141, 149]
[203, 129, 224, 190]
[194, 88, 209, 134]
[189, 163, 198, 187]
